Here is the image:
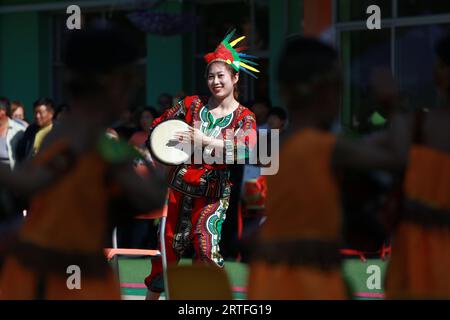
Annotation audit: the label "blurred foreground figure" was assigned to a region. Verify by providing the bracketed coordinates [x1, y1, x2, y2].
[0, 22, 165, 300]
[248, 37, 405, 300]
[385, 35, 450, 299]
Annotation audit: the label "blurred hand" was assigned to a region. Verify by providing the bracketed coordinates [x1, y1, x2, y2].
[172, 126, 211, 147]
[370, 68, 399, 111]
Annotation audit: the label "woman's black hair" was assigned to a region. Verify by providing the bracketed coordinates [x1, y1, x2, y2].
[0, 97, 11, 117]
[33, 98, 55, 113]
[135, 106, 160, 129]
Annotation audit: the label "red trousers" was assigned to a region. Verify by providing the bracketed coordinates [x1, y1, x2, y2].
[145, 188, 229, 292]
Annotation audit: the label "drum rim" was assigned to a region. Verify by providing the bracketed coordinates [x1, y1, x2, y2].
[149, 119, 192, 166]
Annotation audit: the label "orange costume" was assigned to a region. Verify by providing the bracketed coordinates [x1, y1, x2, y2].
[248, 128, 347, 299]
[385, 144, 450, 299]
[0, 137, 139, 299]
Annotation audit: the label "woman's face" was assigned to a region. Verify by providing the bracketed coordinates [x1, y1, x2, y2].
[207, 62, 238, 99]
[12, 106, 25, 120]
[140, 110, 154, 131]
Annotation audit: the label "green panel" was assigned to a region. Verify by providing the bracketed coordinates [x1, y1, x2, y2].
[182, 1, 195, 97]
[342, 258, 387, 300]
[341, 31, 352, 133]
[288, 0, 303, 35]
[269, 0, 285, 107]
[116, 258, 248, 299]
[338, 0, 351, 22]
[38, 12, 52, 101]
[0, 12, 41, 119]
[146, 1, 184, 107]
[117, 257, 152, 284]
[116, 257, 386, 300]
[117, 257, 248, 288]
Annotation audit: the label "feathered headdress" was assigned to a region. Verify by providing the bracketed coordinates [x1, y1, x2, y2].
[204, 29, 260, 79]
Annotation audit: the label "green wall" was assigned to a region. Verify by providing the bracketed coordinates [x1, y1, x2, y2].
[146, 1, 186, 107]
[269, 0, 285, 107]
[0, 11, 51, 119]
[269, 0, 303, 107]
[288, 0, 303, 35]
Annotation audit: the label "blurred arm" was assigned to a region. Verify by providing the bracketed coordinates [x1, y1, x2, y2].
[333, 112, 413, 171]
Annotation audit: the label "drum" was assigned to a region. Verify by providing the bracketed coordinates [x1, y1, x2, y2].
[149, 119, 192, 165]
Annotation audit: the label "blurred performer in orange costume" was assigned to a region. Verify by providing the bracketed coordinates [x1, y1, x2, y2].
[0, 22, 166, 300]
[385, 34, 450, 299]
[248, 36, 405, 300]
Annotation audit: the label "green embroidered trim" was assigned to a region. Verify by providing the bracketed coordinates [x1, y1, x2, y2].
[216, 113, 233, 128]
[199, 106, 235, 136]
[207, 112, 215, 129]
[200, 106, 208, 123]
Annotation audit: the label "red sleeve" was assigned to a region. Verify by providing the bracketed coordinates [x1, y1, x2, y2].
[146, 96, 199, 151]
[150, 100, 185, 130]
[225, 109, 257, 162]
[150, 95, 199, 129]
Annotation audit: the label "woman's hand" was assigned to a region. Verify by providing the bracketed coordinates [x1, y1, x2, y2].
[173, 126, 212, 147]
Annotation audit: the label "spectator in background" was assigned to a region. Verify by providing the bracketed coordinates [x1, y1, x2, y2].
[10, 101, 28, 127]
[117, 106, 162, 250]
[129, 106, 159, 152]
[16, 98, 54, 162]
[222, 99, 272, 261]
[172, 91, 186, 108]
[267, 106, 288, 132]
[0, 97, 25, 169]
[250, 98, 271, 127]
[112, 107, 138, 141]
[239, 101, 275, 262]
[0, 97, 26, 270]
[239, 107, 288, 262]
[53, 103, 71, 123]
[157, 93, 173, 112]
[224, 98, 273, 261]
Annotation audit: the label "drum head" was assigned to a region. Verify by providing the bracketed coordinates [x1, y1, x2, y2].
[149, 119, 192, 165]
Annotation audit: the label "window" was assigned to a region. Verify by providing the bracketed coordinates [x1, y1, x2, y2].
[340, 29, 391, 132]
[396, 24, 450, 110]
[335, 0, 450, 132]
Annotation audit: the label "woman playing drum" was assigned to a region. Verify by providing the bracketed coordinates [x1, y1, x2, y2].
[144, 30, 258, 299]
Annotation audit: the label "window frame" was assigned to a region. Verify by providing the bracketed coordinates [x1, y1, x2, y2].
[333, 0, 450, 130]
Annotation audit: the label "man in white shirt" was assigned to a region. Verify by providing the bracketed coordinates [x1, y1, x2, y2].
[0, 97, 26, 169]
